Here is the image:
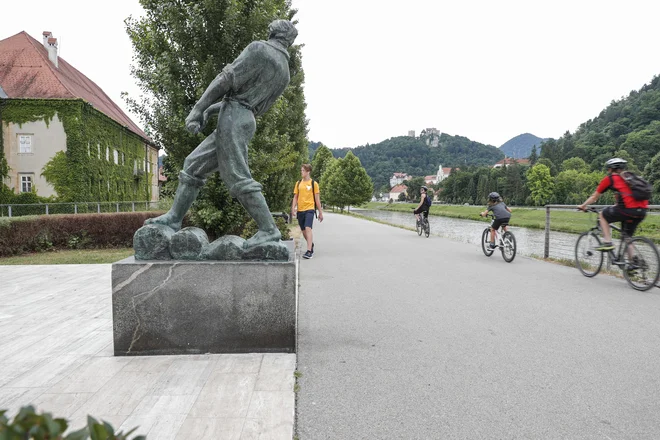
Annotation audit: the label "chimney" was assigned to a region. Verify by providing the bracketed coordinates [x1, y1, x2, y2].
[42, 31, 52, 48]
[47, 36, 58, 68]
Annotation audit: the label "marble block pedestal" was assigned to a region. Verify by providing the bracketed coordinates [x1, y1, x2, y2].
[111, 246, 297, 355]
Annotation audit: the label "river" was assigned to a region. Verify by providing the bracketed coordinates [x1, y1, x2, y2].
[354, 209, 581, 261]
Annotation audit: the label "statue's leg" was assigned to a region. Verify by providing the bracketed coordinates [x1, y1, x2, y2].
[216, 103, 280, 248]
[145, 132, 218, 231]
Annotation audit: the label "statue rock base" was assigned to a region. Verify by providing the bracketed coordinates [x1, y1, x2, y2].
[133, 225, 289, 261]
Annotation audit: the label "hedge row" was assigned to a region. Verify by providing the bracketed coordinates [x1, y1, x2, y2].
[0, 212, 172, 257]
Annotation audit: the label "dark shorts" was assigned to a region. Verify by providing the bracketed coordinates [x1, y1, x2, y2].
[602, 206, 646, 237]
[491, 218, 509, 230]
[414, 207, 429, 216]
[297, 210, 316, 230]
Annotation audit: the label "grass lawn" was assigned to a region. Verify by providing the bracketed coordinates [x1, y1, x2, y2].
[359, 202, 660, 241]
[0, 248, 135, 265]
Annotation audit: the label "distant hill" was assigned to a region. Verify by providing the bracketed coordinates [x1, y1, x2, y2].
[329, 134, 504, 189]
[308, 141, 323, 161]
[499, 133, 547, 159]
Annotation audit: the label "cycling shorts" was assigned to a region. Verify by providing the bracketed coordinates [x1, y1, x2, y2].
[602, 206, 646, 237]
[491, 218, 509, 230]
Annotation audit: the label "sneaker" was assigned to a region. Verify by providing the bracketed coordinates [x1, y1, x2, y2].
[302, 250, 313, 259]
[595, 242, 615, 252]
[489, 243, 497, 249]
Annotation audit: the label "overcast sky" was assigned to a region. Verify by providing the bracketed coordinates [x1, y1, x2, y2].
[3, 0, 660, 150]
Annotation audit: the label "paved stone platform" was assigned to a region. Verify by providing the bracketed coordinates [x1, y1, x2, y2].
[0, 265, 295, 439]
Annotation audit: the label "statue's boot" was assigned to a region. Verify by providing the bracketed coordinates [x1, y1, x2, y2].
[145, 171, 204, 231]
[239, 191, 281, 248]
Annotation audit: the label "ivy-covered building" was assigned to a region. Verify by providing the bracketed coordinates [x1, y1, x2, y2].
[0, 31, 159, 202]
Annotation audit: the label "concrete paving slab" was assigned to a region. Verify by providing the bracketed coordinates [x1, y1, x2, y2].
[0, 265, 295, 439]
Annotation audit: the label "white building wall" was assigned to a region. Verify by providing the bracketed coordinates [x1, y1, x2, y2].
[4, 115, 66, 197]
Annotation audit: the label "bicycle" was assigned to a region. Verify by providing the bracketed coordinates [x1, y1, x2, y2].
[575, 207, 660, 291]
[481, 214, 516, 262]
[414, 210, 430, 238]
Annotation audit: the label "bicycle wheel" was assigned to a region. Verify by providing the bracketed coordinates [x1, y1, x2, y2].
[574, 231, 604, 277]
[424, 219, 430, 238]
[622, 237, 660, 291]
[501, 231, 516, 263]
[481, 228, 494, 256]
[416, 218, 422, 236]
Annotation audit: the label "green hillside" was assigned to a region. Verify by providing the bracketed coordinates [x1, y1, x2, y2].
[540, 75, 660, 172]
[328, 134, 504, 189]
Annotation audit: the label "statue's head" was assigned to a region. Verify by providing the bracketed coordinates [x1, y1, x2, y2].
[268, 20, 298, 47]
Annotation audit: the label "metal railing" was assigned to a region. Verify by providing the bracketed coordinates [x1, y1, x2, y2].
[0, 201, 160, 217]
[543, 204, 660, 259]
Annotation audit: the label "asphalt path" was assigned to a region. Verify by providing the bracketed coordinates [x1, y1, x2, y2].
[295, 213, 660, 440]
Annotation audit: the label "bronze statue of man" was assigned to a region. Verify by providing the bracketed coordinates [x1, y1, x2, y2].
[146, 20, 298, 249]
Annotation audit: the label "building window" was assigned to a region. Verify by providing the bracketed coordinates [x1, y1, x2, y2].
[18, 135, 32, 153]
[114, 149, 119, 164]
[20, 174, 33, 193]
[97, 144, 101, 159]
[106, 147, 110, 161]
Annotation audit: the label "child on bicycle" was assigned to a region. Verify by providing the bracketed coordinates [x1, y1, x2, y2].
[413, 186, 431, 221]
[480, 192, 512, 249]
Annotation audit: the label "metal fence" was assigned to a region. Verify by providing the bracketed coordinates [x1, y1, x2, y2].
[543, 204, 660, 261]
[0, 201, 160, 217]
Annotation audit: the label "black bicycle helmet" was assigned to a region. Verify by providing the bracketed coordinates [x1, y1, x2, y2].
[488, 191, 500, 201]
[605, 157, 627, 170]
[421, 186, 428, 192]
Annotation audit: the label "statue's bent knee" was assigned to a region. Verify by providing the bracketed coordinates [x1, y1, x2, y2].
[179, 171, 206, 188]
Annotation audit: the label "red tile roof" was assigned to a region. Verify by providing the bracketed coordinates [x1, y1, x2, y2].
[390, 184, 407, 193]
[0, 31, 152, 144]
[495, 158, 530, 165]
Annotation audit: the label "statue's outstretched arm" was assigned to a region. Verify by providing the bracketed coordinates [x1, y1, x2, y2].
[186, 73, 232, 134]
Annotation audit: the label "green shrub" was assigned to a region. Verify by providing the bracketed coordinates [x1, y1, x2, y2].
[0, 406, 145, 439]
[0, 212, 188, 257]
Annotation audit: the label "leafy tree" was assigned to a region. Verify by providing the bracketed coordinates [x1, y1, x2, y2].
[320, 158, 343, 210]
[554, 170, 603, 204]
[338, 152, 373, 210]
[320, 152, 373, 211]
[476, 173, 490, 204]
[124, 0, 307, 237]
[405, 177, 426, 202]
[535, 158, 558, 176]
[526, 164, 554, 206]
[398, 192, 406, 202]
[619, 121, 660, 167]
[561, 157, 589, 173]
[528, 145, 538, 165]
[311, 144, 334, 182]
[644, 151, 660, 203]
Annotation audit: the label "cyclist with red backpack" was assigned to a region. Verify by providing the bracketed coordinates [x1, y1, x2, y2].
[578, 158, 650, 251]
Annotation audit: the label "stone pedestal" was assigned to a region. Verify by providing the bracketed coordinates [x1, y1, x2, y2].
[111, 245, 296, 355]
